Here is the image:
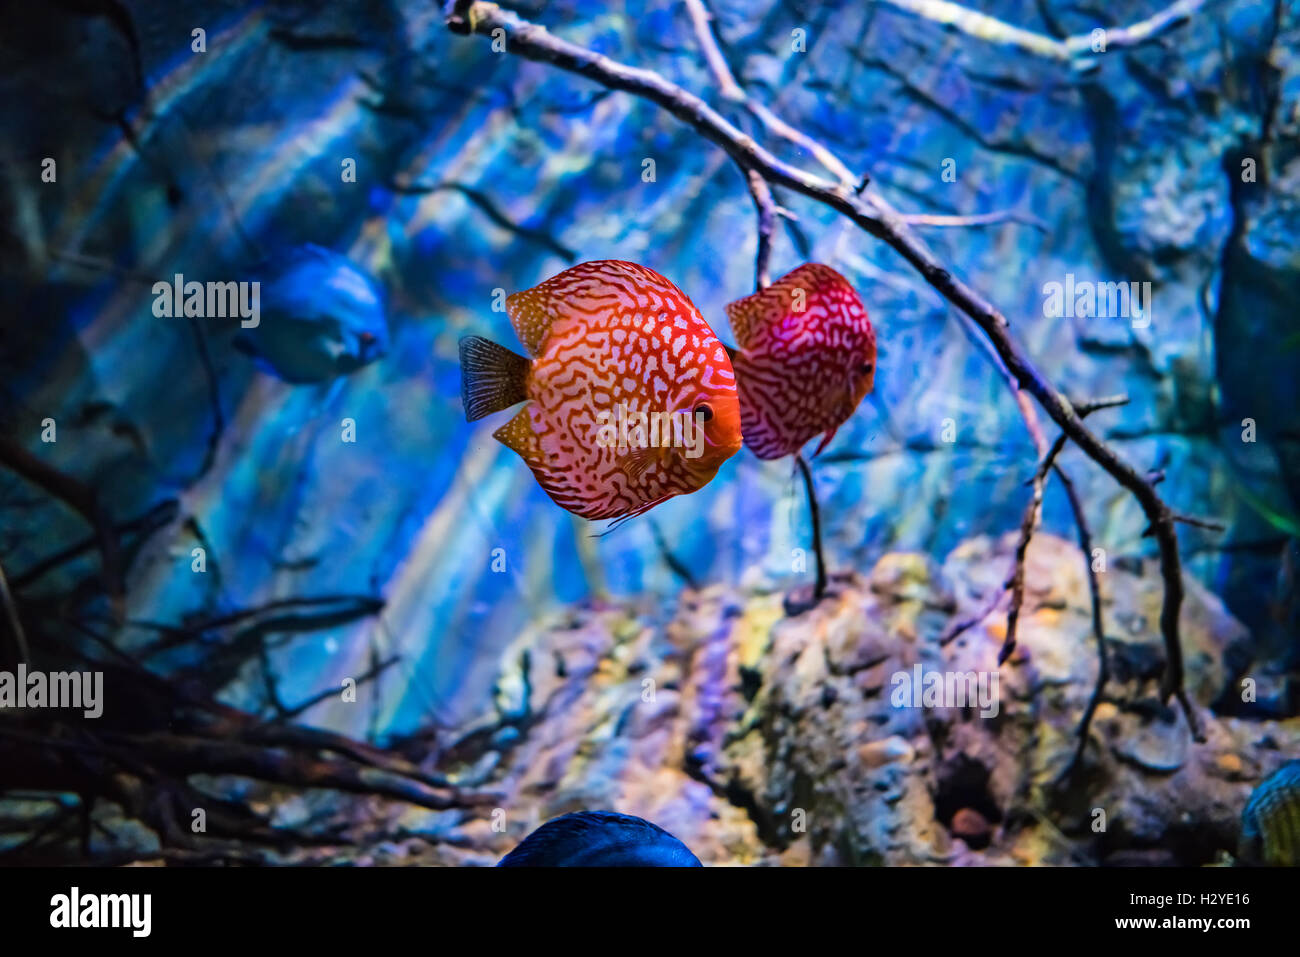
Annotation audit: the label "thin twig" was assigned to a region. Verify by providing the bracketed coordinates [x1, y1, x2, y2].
[185, 311, 226, 482]
[682, 0, 858, 186]
[1052, 462, 1109, 781]
[794, 455, 828, 602]
[12, 499, 177, 593]
[0, 438, 124, 616]
[743, 167, 780, 290]
[742, 144, 826, 605]
[648, 519, 699, 589]
[388, 179, 577, 260]
[0, 560, 31, 663]
[1172, 513, 1227, 533]
[999, 432, 1070, 665]
[998, 396, 1130, 665]
[896, 210, 1045, 230]
[940, 586, 1006, 645]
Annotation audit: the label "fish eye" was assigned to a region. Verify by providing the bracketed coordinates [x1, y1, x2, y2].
[694, 403, 714, 422]
[859, 362, 874, 375]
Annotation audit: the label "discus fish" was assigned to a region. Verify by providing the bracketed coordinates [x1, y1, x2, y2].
[498, 811, 702, 867]
[234, 245, 389, 384]
[725, 263, 876, 459]
[459, 260, 742, 521]
[1238, 759, 1300, 865]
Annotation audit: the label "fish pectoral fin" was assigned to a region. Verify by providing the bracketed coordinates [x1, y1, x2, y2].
[460, 335, 531, 422]
[616, 447, 662, 483]
[812, 425, 839, 457]
[492, 405, 545, 466]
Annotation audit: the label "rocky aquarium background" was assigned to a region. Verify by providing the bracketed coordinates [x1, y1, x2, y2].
[0, 0, 1297, 865]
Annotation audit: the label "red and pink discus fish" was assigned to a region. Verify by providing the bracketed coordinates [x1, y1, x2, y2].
[725, 263, 876, 460]
[460, 260, 743, 521]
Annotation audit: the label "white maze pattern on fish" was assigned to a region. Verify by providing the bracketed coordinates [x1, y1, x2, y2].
[507, 261, 739, 520]
[728, 264, 875, 460]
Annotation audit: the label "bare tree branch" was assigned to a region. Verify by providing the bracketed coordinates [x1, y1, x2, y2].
[1000, 431, 1071, 665]
[389, 178, 577, 261]
[998, 395, 1128, 664]
[0, 438, 124, 617]
[877, 0, 1211, 63]
[0, 559, 30, 663]
[1051, 461, 1109, 781]
[680, 0, 1048, 455]
[896, 210, 1048, 230]
[683, 0, 859, 187]
[12, 499, 177, 594]
[442, 1, 1196, 725]
[742, 167, 780, 291]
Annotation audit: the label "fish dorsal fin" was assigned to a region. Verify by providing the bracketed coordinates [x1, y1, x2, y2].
[725, 277, 799, 350]
[492, 404, 545, 467]
[726, 263, 840, 350]
[724, 292, 773, 351]
[507, 261, 687, 356]
[504, 285, 561, 358]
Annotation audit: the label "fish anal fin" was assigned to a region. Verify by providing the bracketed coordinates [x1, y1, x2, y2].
[492, 404, 545, 467]
[460, 335, 531, 422]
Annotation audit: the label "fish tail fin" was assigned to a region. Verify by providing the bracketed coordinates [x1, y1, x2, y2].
[459, 335, 530, 422]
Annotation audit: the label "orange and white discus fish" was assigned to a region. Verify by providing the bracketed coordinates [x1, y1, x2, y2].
[459, 260, 743, 521]
[725, 263, 876, 460]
